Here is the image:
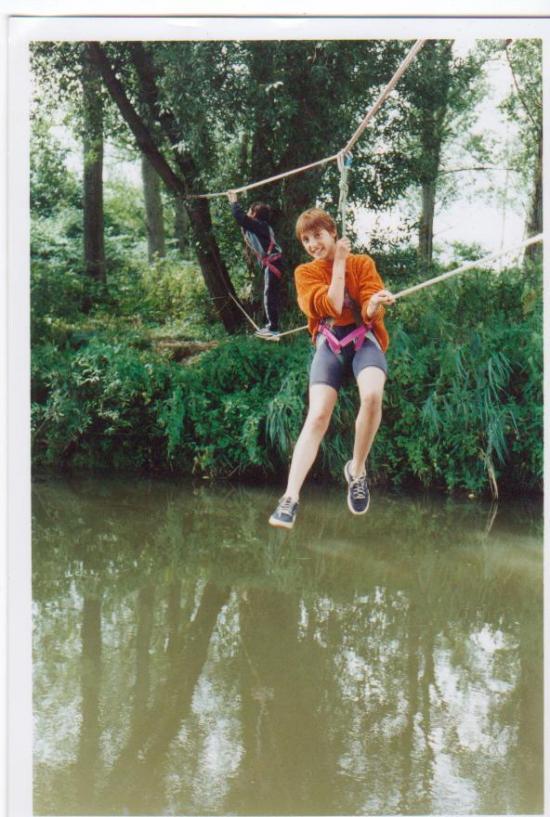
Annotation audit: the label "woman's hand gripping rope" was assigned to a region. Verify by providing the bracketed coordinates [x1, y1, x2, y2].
[367, 289, 395, 320]
[334, 237, 351, 263]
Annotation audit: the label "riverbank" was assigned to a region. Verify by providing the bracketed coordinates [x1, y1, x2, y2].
[32, 264, 542, 498]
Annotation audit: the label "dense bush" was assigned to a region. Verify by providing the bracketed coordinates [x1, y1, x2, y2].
[32, 331, 310, 475]
[31, 259, 542, 496]
[32, 215, 220, 342]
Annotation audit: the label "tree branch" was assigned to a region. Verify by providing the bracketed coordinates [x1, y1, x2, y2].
[504, 40, 541, 133]
[440, 165, 519, 174]
[127, 42, 201, 191]
[86, 42, 187, 197]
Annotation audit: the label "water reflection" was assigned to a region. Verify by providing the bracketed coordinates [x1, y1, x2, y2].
[32, 477, 543, 815]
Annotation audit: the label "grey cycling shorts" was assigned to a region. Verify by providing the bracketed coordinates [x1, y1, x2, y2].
[309, 323, 388, 392]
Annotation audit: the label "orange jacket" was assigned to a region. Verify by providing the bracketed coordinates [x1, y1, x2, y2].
[295, 253, 389, 351]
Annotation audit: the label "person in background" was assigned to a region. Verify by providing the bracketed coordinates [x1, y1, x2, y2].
[227, 190, 285, 338]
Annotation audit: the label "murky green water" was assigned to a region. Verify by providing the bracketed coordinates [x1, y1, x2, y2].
[32, 476, 543, 816]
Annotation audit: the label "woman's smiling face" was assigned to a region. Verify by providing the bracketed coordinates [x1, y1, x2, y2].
[300, 227, 337, 261]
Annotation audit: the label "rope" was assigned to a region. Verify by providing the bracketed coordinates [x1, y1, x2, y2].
[228, 291, 307, 338]
[393, 233, 543, 301]
[342, 39, 426, 155]
[186, 154, 341, 200]
[276, 324, 308, 338]
[227, 291, 261, 331]
[226, 234, 542, 341]
[186, 38, 427, 200]
[337, 152, 353, 237]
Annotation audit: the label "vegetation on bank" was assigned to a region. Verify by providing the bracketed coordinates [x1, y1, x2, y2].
[31, 230, 542, 496]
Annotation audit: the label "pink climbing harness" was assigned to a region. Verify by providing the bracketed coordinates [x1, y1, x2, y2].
[318, 321, 372, 354]
[244, 230, 283, 279]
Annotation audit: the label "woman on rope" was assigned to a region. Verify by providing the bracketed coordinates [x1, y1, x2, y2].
[227, 190, 285, 338]
[269, 208, 395, 530]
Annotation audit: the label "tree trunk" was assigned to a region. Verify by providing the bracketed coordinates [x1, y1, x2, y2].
[87, 42, 243, 334]
[77, 594, 102, 810]
[173, 196, 189, 254]
[99, 581, 231, 807]
[415, 42, 453, 268]
[418, 178, 436, 265]
[81, 50, 105, 286]
[141, 155, 165, 262]
[525, 133, 542, 264]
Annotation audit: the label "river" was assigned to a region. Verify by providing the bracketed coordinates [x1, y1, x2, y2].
[32, 476, 543, 815]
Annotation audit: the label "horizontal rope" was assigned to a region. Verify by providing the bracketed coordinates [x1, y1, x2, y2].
[226, 234, 542, 341]
[394, 233, 543, 300]
[187, 153, 340, 200]
[186, 38, 426, 200]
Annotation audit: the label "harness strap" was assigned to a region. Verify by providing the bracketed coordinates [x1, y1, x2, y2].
[319, 322, 371, 354]
[244, 229, 284, 279]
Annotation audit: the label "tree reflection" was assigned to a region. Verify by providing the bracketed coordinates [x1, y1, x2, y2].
[76, 594, 102, 812]
[32, 478, 543, 816]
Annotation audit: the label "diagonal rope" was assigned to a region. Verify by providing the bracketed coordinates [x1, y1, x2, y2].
[276, 323, 308, 338]
[393, 234, 543, 301]
[186, 38, 427, 200]
[342, 38, 426, 155]
[187, 153, 341, 200]
[227, 291, 261, 331]
[229, 234, 542, 340]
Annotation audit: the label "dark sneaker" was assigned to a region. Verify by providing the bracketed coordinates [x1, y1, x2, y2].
[344, 461, 370, 515]
[269, 495, 299, 529]
[255, 327, 280, 341]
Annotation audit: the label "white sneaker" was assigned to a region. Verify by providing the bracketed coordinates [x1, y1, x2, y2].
[255, 327, 280, 340]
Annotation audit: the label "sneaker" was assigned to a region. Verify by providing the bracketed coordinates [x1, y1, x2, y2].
[255, 327, 280, 340]
[269, 495, 299, 529]
[344, 461, 370, 515]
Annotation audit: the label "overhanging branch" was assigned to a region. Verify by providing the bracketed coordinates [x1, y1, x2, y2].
[86, 42, 187, 198]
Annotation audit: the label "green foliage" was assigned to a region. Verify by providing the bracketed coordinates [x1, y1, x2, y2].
[32, 256, 542, 497]
[30, 158, 219, 340]
[31, 210, 92, 341]
[374, 264, 542, 494]
[499, 40, 542, 179]
[30, 117, 81, 217]
[138, 255, 218, 326]
[32, 331, 310, 476]
[103, 177, 146, 239]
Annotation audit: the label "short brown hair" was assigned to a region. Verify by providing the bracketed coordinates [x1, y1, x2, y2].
[295, 208, 337, 241]
[249, 202, 272, 222]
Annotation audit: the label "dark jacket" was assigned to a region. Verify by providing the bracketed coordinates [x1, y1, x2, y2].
[231, 202, 285, 277]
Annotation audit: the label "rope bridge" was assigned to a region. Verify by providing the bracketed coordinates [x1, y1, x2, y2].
[182, 39, 542, 337]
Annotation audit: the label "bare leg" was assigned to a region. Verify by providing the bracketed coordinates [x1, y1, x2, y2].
[284, 384, 338, 500]
[349, 366, 386, 478]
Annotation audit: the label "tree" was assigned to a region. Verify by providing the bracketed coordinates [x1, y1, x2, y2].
[500, 39, 542, 263]
[397, 41, 486, 266]
[87, 41, 244, 333]
[141, 155, 166, 262]
[232, 40, 419, 268]
[30, 114, 80, 217]
[81, 47, 106, 286]
[173, 196, 190, 254]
